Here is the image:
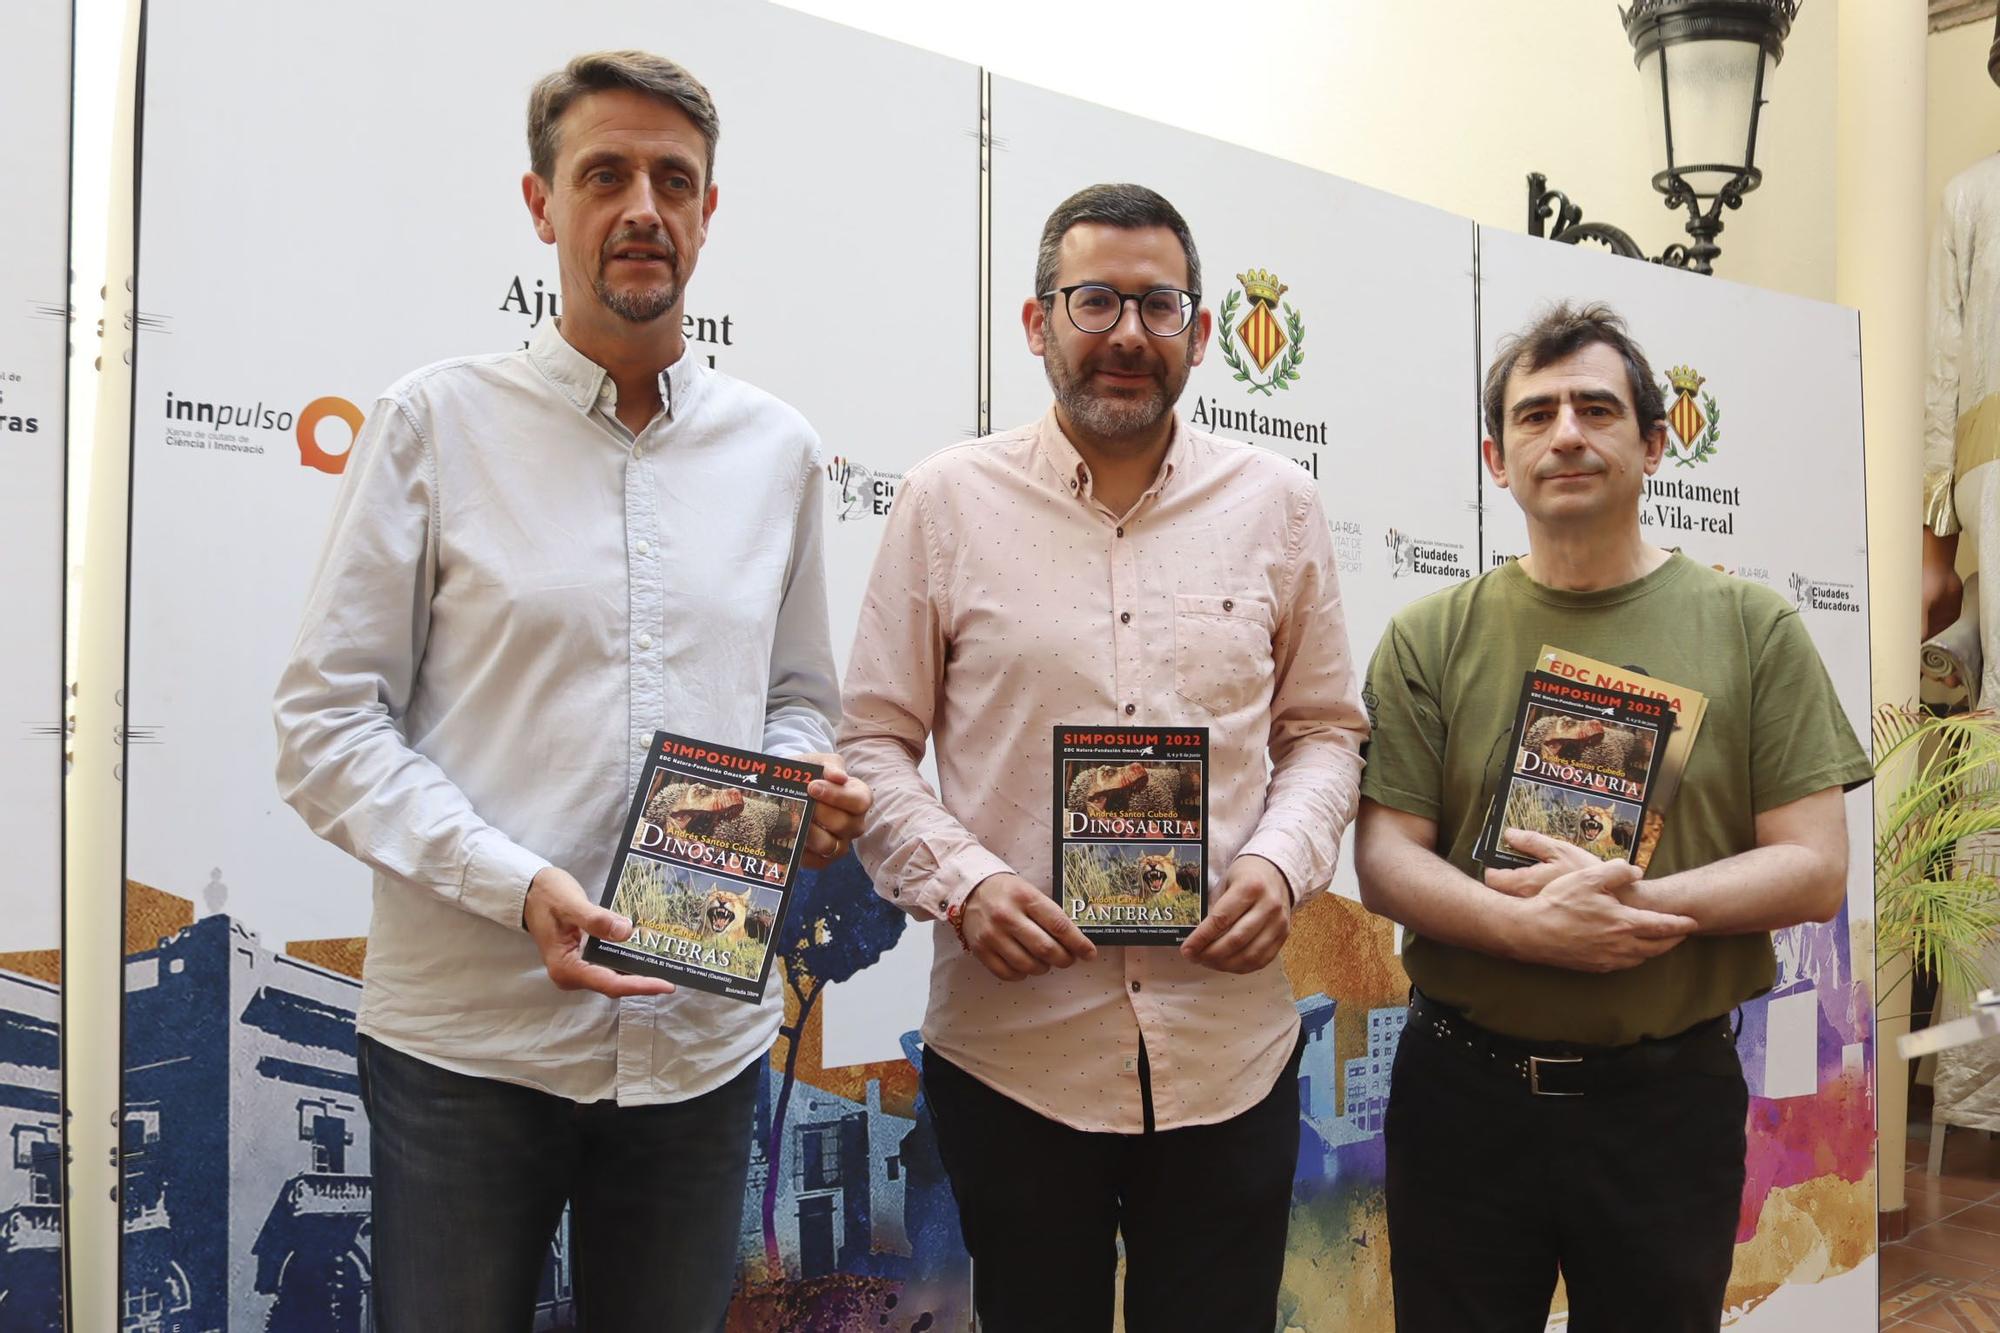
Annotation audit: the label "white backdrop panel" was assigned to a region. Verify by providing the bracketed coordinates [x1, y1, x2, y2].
[0, 0, 69, 955]
[1475, 227, 1873, 925]
[987, 77, 1481, 901]
[127, 0, 979, 947]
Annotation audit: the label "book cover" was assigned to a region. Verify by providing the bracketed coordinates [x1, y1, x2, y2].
[1475, 672, 1676, 871]
[583, 732, 819, 1002]
[1052, 725, 1208, 945]
[1535, 645, 1708, 870]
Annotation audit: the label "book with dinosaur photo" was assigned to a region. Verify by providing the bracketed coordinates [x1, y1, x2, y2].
[1053, 725, 1208, 945]
[584, 732, 820, 1002]
[1533, 645, 1708, 869]
[1474, 671, 1677, 872]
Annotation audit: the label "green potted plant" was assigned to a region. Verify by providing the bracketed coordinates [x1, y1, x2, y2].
[1875, 705, 2000, 1006]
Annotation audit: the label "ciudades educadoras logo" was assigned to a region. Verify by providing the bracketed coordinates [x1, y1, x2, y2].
[1789, 572, 1861, 615]
[1661, 365, 1720, 468]
[1385, 528, 1469, 580]
[826, 456, 902, 522]
[1216, 269, 1305, 396]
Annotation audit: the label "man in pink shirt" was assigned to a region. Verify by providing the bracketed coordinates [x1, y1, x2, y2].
[840, 183, 1369, 1332]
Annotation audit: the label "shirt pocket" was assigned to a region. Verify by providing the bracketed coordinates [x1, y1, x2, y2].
[1172, 593, 1276, 716]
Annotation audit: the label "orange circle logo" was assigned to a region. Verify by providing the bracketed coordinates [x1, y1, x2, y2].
[296, 397, 364, 474]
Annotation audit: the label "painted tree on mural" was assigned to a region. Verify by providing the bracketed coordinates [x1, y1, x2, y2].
[761, 853, 908, 1273]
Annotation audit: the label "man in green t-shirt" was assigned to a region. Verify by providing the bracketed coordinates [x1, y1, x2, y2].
[1354, 301, 1872, 1333]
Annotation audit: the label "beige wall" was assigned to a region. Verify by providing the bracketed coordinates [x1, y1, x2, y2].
[785, 0, 1841, 301]
[1930, 19, 2000, 242]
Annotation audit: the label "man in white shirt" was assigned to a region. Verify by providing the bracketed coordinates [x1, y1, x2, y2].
[273, 50, 868, 1332]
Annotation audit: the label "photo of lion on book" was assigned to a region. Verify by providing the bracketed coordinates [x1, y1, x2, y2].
[607, 856, 782, 980]
[1497, 779, 1643, 864]
[1059, 842, 1203, 928]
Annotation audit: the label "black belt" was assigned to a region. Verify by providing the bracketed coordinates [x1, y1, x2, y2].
[1406, 990, 1737, 1097]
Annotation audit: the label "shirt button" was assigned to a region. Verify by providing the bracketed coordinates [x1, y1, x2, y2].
[1124, 703, 1136, 716]
[636, 539, 651, 556]
[1130, 980, 1142, 993]
[638, 633, 654, 650]
[1222, 598, 1234, 611]
[1116, 526, 1125, 538]
[1120, 612, 1131, 624]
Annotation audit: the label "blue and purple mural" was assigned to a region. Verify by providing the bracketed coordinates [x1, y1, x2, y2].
[0, 965, 61, 1333]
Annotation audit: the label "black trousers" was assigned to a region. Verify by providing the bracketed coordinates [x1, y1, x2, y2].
[1384, 1002, 1748, 1333]
[359, 1035, 760, 1333]
[921, 1041, 1302, 1333]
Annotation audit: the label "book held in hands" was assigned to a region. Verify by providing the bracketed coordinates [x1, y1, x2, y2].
[1534, 645, 1708, 870]
[584, 732, 819, 1002]
[1475, 671, 1676, 871]
[1053, 725, 1208, 945]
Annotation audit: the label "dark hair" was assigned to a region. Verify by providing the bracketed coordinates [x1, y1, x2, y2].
[1482, 301, 1666, 452]
[1033, 183, 1202, 300]
[528, 51, 719, 186]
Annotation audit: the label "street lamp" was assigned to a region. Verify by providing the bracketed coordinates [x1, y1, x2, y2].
[1528, 0, 1799, 275]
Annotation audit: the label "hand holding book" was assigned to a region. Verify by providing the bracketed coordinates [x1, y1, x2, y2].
[1180, 853, 1292, 974]
[525, 864, 678, 998]
[1483, 828, 1618, 898]
[795, 751, 872, 868]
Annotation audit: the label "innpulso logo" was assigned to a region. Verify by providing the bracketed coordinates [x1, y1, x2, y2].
[164, 391, 365, 474]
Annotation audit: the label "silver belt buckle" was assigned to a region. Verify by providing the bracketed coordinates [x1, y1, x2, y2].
[1529, 1055, 1584, 1096]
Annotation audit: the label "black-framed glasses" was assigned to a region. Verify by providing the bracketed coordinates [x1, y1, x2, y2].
[1042, 284, 1200, 337]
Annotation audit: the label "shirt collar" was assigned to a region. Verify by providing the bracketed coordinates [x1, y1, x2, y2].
[528, 319, 705, 424]
[1035, 407, 1185, 506]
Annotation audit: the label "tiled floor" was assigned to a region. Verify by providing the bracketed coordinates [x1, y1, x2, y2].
[1884, 1107, 2000, 1330]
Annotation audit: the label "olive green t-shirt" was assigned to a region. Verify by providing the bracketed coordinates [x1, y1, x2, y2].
[1359, 552, 1873, 1045]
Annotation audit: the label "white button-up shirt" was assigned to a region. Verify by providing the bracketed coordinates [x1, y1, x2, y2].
[275, 321, 838, 1105]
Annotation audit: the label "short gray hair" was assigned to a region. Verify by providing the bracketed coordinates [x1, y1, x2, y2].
[527, 50, 719, 185]
[1033, 184, 1202, 301]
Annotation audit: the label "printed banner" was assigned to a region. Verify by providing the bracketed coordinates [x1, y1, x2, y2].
[123, 2, 976, 1327]
[981, 78, 1477, 1329]
[115, 5, 1875, 1329]
[0, 1, 70, 1328]
[1476, 228, 1876, 1327]
[985, 75, 1484, 905]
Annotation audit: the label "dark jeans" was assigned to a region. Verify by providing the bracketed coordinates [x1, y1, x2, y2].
[921, 1041, 1302, 1333]
[358, 1034, 760, 1333]
[1383, 1006, 1748, 1333]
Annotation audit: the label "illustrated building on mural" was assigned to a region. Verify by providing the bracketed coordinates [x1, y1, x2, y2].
[116, 882, 576, 1333]
[1292, 994, 1405, 1190]
[745, 1070, 917, 1279]
[114, 880, 979, 1323]
[1343, 1005, 1408, 1136]
[0, 962, 62, 1333]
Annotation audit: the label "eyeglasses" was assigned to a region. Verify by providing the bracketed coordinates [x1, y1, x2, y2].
[1041, 284, 1200, 338]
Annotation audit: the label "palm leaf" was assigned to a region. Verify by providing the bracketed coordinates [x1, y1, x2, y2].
[1875, 705, 2000, 1002]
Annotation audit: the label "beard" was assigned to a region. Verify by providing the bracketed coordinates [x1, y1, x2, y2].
[1042, 332, 1194, 450]
[594, 229, 682, 324]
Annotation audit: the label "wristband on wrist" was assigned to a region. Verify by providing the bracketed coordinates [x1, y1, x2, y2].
[946, 880, 985, 952]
